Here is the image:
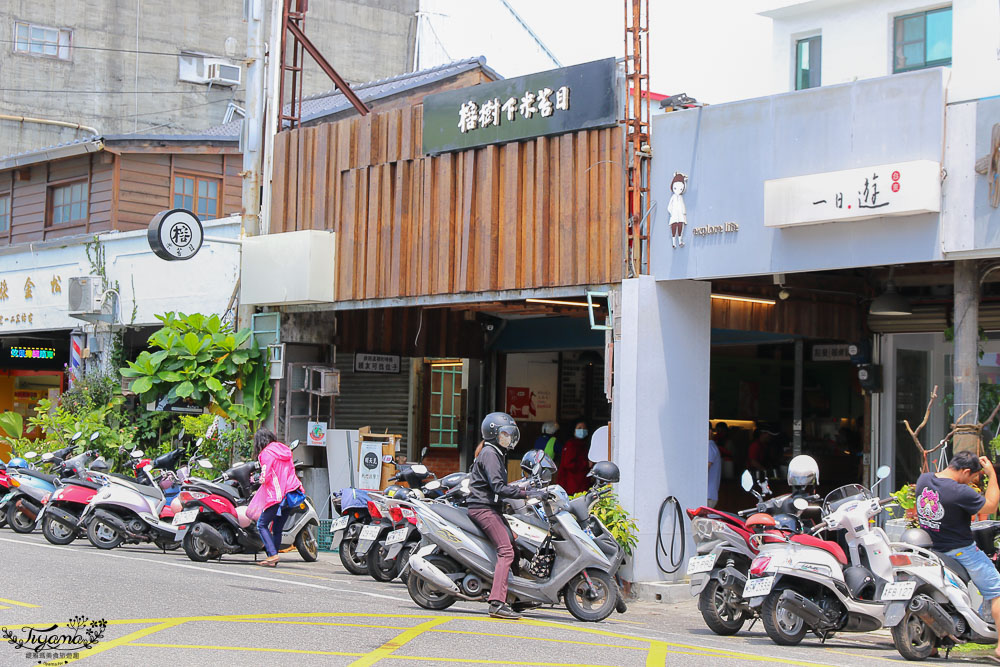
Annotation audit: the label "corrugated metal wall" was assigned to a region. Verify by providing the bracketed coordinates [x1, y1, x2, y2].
[333, 356, 412, 448]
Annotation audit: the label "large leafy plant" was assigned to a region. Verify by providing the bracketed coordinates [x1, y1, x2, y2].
[120, 312, 271, 428]
[570, 489, 639, 556]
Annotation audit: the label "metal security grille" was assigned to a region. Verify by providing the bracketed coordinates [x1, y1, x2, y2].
[430, 364, 462, 448]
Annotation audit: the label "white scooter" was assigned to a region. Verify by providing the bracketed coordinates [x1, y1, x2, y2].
[885, 519, 1000, 660]
[744, 465, 900, 645]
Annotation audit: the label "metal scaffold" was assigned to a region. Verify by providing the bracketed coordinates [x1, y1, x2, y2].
[623, 0, 651, 277]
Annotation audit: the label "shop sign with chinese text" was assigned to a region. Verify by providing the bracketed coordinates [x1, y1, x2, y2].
[354, 353, 401, 374]
[764, 160, 941, 228]
[422, 58, 617, 155]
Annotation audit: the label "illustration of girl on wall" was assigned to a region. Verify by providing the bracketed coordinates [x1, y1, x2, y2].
[668, 172, 688, 249]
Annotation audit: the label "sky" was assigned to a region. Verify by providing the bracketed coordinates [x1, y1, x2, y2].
[416, 0, 775, 105]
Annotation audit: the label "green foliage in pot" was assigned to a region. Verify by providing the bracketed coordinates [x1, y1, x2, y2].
[570, 489, 639, 557]
[120, 312, 271, 428]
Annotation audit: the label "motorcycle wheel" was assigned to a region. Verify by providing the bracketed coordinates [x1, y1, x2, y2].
[42, 514, 77, 545]
[296, 523, 319, 562]
[698, 578, 749, 635]
[367, 542, 401, 582]
[183, 530, 217, 562]
[339, 537, 369, 575]
[761, 589, 807, 646]
[7, 502, 35, 534]
[407, 554, 459, 611]
[891, 607, 938, 661]
[564, 569, 618, 622]
[87, 517, 124, 550]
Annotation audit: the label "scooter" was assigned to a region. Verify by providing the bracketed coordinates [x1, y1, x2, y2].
[686, 470, 820, 636]
[38, 433, 111, 545]
[76, 448, 183, 550]
[1, 449, 66, 533]
[744, 465, 897, 645]
[883, 519, 1000, 660]
[329, 487, 374, 575]
[404, 481, 624, 622]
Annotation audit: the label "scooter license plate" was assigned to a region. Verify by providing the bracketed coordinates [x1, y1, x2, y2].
[331, 516, 350, 532]
[172, 509, 199, 526]
[743, 576, 775, 598]
[881, 581, 917, 601]
[687, 554, 717, 575]
[385, 528, 408, 545]
[359, 524, 381, 541]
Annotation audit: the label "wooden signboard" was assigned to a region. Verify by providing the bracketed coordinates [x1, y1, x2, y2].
[357, 426, 401, 490]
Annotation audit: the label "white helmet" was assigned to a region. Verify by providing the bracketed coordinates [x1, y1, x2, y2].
[787, 455, 819, 487]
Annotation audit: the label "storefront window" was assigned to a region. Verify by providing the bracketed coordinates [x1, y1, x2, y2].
[429, 362, 462, 448]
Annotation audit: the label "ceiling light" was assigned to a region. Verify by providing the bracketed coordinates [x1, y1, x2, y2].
[710, 294, 776, 306]
[869, 280, 911, 316]
[525, 298, 593, 308]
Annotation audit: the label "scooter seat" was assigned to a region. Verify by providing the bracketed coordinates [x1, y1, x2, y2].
[428, 503, 487, 539]
[791, 534, 848, 565]
[932, 550, 972, 584]
[17, 469, 58, 485]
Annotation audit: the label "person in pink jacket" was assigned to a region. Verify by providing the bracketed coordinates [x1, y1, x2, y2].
[249, 428, 303, 567]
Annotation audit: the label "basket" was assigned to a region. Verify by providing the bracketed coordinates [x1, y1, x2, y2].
[317, 519, 338, 552]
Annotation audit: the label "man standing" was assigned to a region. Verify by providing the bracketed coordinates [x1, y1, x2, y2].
[708, 425, 722, 508]
[916, 451, 1000, 650]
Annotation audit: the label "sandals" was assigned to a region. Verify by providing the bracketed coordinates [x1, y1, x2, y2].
[257, 555, 280, 567]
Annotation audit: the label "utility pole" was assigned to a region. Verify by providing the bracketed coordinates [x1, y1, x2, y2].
[242, 0, 266, 238]
[953, 259, 980, 453]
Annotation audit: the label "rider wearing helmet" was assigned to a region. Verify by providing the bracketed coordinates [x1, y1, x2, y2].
[468, 412, 545, 620]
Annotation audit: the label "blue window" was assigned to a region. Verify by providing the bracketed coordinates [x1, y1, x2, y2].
[893, 7, 952, 73]
[795, 36, 821, 90]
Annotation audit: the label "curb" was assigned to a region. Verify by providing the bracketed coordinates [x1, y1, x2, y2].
[632, 579, 692, 604]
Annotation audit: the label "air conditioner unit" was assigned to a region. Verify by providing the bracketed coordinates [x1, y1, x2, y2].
[206, 62, 241, 87]
[67, 276, 103, 314]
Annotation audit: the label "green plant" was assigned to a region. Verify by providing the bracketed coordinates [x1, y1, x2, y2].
[570, 489, 639, 556]
[120, 312, 270, 428]
[0, 411, 31, 455]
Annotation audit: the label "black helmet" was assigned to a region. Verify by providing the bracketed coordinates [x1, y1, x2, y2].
[520, 450, 558, 482]
[772, 513, 802, 533]
[481, 412, 520, 451]
[587, 460, 620, 484]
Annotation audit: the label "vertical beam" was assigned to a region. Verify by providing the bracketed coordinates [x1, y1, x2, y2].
[793, 339, 803, 456]
[953, 259, 980, 453]
[242, 0, 265, 237]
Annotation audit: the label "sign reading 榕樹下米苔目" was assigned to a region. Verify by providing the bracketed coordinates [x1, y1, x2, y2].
[422, 58, 617, 155]
[147, 209, 205, 261]
[764, 160, 941, 228]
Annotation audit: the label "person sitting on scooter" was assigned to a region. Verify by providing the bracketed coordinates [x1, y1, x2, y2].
[916, 451, 1000, 636]
[468, 412, 546, 620]
[247, 428, 303, 567]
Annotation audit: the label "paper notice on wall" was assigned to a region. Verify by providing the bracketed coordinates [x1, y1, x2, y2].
[358, 439, 386, 490]
[503, 353, 558, 422]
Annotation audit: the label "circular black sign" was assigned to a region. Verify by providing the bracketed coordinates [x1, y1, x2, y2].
[363, 452, 379, 470]
[147, 209, 205, 261]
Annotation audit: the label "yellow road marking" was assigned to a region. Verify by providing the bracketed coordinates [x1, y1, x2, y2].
[433, 627, 645, 651]
[129, 643, 364, 658]
[227, 618, 411, 630]
[646, 640, 669, 666]
[0, 596, 39, 608]
[823, 647, 899, 663]
[45, 620, 185, 666]
[0, 606, 8, 610]
[348, 617, 450, 667]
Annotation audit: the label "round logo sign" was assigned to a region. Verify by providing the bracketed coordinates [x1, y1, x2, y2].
[147, 209, 204, 261]
[363, 452, 379, 470]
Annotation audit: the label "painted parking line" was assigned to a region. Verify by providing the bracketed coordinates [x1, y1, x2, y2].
[45, 620, 186, 666]
[0, 596, 40, 608]
[128, 642, 365, 658]
[348, 617, 450, 667]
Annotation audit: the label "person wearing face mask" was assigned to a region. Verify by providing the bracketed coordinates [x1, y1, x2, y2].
[557, 420, 592, 495]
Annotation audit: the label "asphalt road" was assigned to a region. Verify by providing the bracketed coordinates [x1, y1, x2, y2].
[0, 529, 994, 666]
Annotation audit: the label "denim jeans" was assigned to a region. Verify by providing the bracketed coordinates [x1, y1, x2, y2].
[257, 503, 288, 557]
[943, 543, 1000, 621]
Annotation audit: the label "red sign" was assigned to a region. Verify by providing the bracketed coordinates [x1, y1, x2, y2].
[505, 387, 536, 420]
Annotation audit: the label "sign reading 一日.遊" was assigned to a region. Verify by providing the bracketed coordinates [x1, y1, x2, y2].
[764, 160, 941, 228]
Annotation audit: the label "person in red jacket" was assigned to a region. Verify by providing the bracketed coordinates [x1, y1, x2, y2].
[558, 421, 592, 495]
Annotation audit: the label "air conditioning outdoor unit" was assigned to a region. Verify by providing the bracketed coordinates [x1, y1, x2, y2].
[67, 276, 103, 315]
[206, 62, 241, 87]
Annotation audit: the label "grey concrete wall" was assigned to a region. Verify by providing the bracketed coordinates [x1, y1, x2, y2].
[0, 0, 416, 157]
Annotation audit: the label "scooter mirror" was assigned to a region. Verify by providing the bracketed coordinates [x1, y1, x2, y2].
[290, 439, 300, 450]
[131, 449, 144, 458]
[425, 480, 441, 490]
[90, 432, 101, 442]
[72, 431, 83, 441]
[411, 464, 428, 475]
[876, 465, 891, 480]
[420, 446, 428, 462]
[740, 470, 754, 493]
[23, 451, 37, 460]
[178, 428, 185, 440]
[41, 452, 54, 462]
[195, 437, 204, 448]
[198, 459, 213, 469]
[792, 497, 809, 511]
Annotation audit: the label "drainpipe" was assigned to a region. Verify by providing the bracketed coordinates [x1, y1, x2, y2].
[242, 0, 265, 238]
[0, 114, 99, 136]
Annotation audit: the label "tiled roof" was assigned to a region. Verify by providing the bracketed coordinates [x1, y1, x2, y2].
[0, 135, 101, 168]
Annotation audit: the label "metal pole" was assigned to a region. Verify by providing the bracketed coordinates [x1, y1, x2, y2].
[260, 0, 285, 237]
[242, 0, 266, 238]
[793, 339, 803, 456]
[953, 260, 980, 453]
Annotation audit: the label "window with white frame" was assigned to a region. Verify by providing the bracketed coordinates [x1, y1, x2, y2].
[14, 21, 71, 60]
